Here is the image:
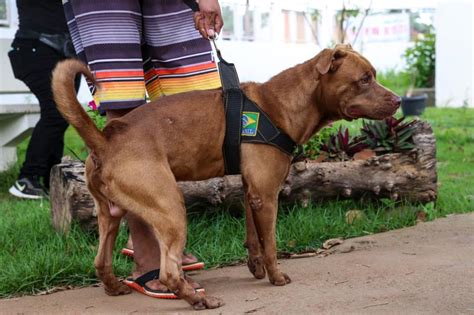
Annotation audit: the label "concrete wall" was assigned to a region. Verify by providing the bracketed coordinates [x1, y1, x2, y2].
[216, 40, 319, 83]
[435, 0, 473, 107]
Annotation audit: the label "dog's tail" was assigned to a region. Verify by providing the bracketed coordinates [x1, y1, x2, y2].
[52, 59, 106, 153]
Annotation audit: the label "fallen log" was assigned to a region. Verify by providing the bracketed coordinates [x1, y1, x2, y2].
[50, 121, 437, 233]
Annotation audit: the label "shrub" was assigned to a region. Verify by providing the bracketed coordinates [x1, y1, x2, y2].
[318, 116, 418, 161]
[404, 27, 436, 88]
[320, 126, 368, 161]
[302, 126, 335, 159]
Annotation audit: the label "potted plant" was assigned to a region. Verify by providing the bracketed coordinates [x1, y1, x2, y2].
[402, 27, 436, 115]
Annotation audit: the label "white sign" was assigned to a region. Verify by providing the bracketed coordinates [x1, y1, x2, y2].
[346, 13, 410, 43]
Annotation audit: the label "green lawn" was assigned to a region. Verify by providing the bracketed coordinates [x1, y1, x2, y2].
[0, 107, 473, 297]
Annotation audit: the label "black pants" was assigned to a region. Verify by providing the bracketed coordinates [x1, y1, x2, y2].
[8, 38, 79, 187]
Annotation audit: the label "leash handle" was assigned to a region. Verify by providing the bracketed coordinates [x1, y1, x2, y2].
[211, 37, 225, 63]
[211, 37, 240, 90]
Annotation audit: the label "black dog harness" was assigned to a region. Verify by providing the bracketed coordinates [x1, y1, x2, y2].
[182, 0, 297, 174]
[212, 42, 297, 175]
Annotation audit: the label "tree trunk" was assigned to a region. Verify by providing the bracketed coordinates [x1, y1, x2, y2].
[50, 157, 96, 233]
[49, 121, 437, 233]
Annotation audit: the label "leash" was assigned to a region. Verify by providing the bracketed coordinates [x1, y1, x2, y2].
[210, 38, 297, 175]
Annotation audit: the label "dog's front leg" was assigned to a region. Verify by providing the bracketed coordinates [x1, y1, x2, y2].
[241, 144, 292, 286]
[243, 193, 266, 279]
[246, 191, 291, 286]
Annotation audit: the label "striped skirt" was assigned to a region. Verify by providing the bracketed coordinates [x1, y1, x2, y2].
[63, 0, 221, 111]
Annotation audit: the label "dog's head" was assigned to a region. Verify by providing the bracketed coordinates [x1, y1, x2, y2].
[315, 44, 401, 121]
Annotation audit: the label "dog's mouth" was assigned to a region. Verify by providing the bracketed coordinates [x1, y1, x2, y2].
[344, 106, 364, 120]
[345, 104, 398, 120]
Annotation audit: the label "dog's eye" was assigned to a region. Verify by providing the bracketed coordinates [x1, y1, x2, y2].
[360, 75, 371, 85]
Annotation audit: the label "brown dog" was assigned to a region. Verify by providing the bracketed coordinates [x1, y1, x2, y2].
[52, 44, 400, 310]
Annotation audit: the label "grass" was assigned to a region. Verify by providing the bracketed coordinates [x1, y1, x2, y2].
[0, 107, 473, 298]
[377, 69, 412, 96]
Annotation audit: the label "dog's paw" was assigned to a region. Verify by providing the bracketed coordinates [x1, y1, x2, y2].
[104, 282, 132, 296]
[192, 296, 225, 310]
[247, 257, 266, 279]
[269, 272, 291, 286]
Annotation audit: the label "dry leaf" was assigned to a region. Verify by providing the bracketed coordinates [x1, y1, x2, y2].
[322, 238, 344, 249]
[416, 211, 427, 223]
[353, 149, 376, 161]
[290, 252, 316, 259]
[287, 239, 297, 248]
[314, 152, 328, 163]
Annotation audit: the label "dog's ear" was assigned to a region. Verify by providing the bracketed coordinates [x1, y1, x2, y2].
[316, 47, 348, 75]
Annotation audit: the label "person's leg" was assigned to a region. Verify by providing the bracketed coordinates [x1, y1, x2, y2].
[140, 0, 221, 267]
[8, 38, 66, 198]
[65, 0, 166, 288]
[140, 0, 220, 268]
[65, 0, 147, 111]
[65, 0, 203, 294]
[105, 107, 162, 274]
[141, 0, 221, 101]
[43, 75, 81, 188]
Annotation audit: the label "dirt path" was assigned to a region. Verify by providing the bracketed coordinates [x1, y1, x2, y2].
[2, 213, 473, 314]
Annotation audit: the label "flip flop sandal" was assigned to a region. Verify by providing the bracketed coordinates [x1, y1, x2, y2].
[120, 248, 205, 271]
[123, 269, 205, 299]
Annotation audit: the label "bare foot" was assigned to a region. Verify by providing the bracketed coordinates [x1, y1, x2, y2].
[126, 235, 133, 250]
[126, 237, 199, 265]
[183, 252, 199, 265]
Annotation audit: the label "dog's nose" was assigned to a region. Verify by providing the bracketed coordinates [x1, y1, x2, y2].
[392, 95, 402, 108]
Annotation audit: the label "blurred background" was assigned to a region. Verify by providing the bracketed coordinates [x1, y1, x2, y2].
[0, 0, 472, 107]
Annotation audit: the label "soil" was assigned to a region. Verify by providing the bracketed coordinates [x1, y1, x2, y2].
[2, 213, 473, 314]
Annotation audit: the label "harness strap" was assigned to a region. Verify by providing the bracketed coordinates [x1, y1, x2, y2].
[215, 49, 240, 91]
[212, 39, 296, 174]
[223, 88, 243, 175]
[241, 96, 295, 156]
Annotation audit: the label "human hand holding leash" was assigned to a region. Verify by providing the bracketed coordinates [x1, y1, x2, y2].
[192, 0, 223, 39]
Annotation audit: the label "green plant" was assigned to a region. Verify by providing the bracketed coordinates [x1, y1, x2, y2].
[421, 202, 436, 221]
[404, 27, 436, 89]
[87, 109, 106, 130]
[376, 69, 411, 97]
[320, 126, 368, 161]
[302, 126, 334, 159]
[361, 116, 417, 154]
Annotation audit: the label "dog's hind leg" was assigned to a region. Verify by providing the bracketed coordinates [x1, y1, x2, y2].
[113, 162, 223, 309]
[93, 197, 131, 296]
[153, 206, 223, 309]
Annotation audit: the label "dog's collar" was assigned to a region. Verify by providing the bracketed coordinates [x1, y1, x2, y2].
[214, 42, 297, 175]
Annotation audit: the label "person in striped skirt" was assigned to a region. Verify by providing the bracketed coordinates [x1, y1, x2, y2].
[63, 0, 223, 298]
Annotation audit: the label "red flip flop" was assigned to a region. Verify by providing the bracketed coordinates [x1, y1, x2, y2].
[123, 269, 205, 299]
[120, 248, 205, 271]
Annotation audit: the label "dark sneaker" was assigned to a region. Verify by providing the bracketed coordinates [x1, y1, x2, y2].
[8, 177, 46, 199]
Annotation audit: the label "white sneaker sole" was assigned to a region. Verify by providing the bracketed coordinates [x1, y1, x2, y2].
[9, 186, 43, 199]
